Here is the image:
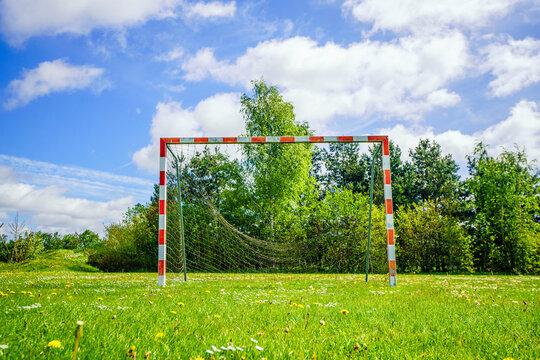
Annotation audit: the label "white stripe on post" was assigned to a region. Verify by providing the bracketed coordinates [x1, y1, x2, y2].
[158, 244, 166, 260]
[159, 214, 166, 230]
[159, 185, 167, 201]
[382, 155, 390, 170]
[384, 184, 392, 200]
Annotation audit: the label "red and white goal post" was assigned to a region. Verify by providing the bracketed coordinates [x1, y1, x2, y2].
[158, 135, 397, 286]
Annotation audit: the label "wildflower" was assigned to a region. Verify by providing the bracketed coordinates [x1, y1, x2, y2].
[312, 355, 317, 359]
[250, 338, 258, 344]
[341, 309, 349, 315]
[195, 357, 204, 360]
[0, 345, 8, 349]
[51, 292, 56, 295]
[128, 346, 136, 358]
[178, 302, 184, 307]
[297, 304, 304, 309]
[205, 290, 210, 293]
[170, 311, 177, 315]
[155, 332, 164, 341]
[319, 320, 326, 326]
[213, 315, 221, 319]
[97, 297, 103, 301]
[255, 345, 264, 351]
[47, 340, 62, 348]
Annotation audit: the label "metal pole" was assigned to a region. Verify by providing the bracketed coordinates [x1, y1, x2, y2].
[365, 143, 382, 282]
[174, 154, 188, 282]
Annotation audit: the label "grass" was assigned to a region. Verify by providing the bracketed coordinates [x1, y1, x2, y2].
[0, 252, 538, 359]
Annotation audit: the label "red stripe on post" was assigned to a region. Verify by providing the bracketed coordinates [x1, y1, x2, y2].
[252, 137, 266, 142]
[338, 136, 353, 142]
[384, 169, 391, 184]
[159, 200, 166, 215]
[388, 260, 396, 273]
[368, 135, 387, 142]
[194, 137, 208, 143]
[159, 230, 166, 245]
[383, 139, 390, 156]
[223, 137, 237, 143]
[387, 229, 394, 245]
[280, 136, 295, 142]
[159, 171, 166, 186]
[309, 136, 324, 142]
[158, 260, 165, 276]
[160, 138, 167, 157]
[386, 199, 393, 215]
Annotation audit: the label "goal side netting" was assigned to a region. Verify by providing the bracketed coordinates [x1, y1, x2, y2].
[158, 136, 397, 286]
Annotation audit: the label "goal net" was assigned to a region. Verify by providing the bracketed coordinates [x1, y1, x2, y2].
[158, 136, 397, 286]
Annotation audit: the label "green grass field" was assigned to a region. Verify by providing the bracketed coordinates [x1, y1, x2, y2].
[0, 251, 538, 359]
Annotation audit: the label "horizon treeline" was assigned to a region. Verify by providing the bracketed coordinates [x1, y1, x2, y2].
[2, 80, 538, 274]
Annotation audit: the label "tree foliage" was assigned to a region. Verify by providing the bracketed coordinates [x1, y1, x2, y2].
[466, 143, 539, 273]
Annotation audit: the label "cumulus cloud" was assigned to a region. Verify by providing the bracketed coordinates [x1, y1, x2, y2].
[0, 165, 135, 235]
[181, 34, 468, 128]
[480, 36, 540, 97]
[0, 0, 183, 45]
[380, 100, 540, 165]
[342, 0, 523, 34]
[0, 0, 236, 45]
[133, 92, 243, 171]
[4, 59, 107, 109]
[184, 1, 236, 19]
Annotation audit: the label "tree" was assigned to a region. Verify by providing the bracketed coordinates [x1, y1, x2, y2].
[466, 143, 539, 273]
[396, 199, 473, 273]
[408, 139, 460, 204]
[240, 79, 314, 239]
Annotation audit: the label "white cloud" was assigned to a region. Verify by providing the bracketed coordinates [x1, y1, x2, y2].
[342, 0, 523, 34]
[133, 92, 243, 171]
[4, 59, 107, 109]
[480, 36, 540, 97]
[380, 100, 540, 165]
[181, 34, 468, 128]
[0, 164, 134, 235]
[0, 0, 183, 45]
[184, 1, 236, 19]
[154, 46, 184, 62]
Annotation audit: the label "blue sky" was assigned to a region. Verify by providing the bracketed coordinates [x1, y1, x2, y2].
[0, 0, 539, 235]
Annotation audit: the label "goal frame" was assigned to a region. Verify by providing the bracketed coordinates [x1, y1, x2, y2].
[158, 136, 397, 286]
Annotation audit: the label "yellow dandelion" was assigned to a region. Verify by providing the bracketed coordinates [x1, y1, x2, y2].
[178, 302, 185, 307]
[167, 294, 172, 298]
[155, 332, 164, 341]
[297, 304, 304, 309]
[51, 292, 56, 295]
[21, 291, 27, 294]
[28, 291, 32, 295]
[341, 309, 349, 315]
[170, 311, 177, 315]
[213, 315, 221, 319]
[97, 297, 103, 301]
[312, 354, 317, 359]
[205, 290, 210, 293]
[9, 291, 15, 294]
[47, 340, 61, 348]
[195, 357, 204, 360]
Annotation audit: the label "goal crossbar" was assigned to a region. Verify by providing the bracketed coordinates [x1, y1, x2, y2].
[158, 136, 397, 286]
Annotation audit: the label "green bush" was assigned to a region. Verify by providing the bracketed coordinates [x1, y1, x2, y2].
[396, 200, 473, 273]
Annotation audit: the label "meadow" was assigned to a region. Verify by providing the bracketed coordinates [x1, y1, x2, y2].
[0, 251, 538, 359]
